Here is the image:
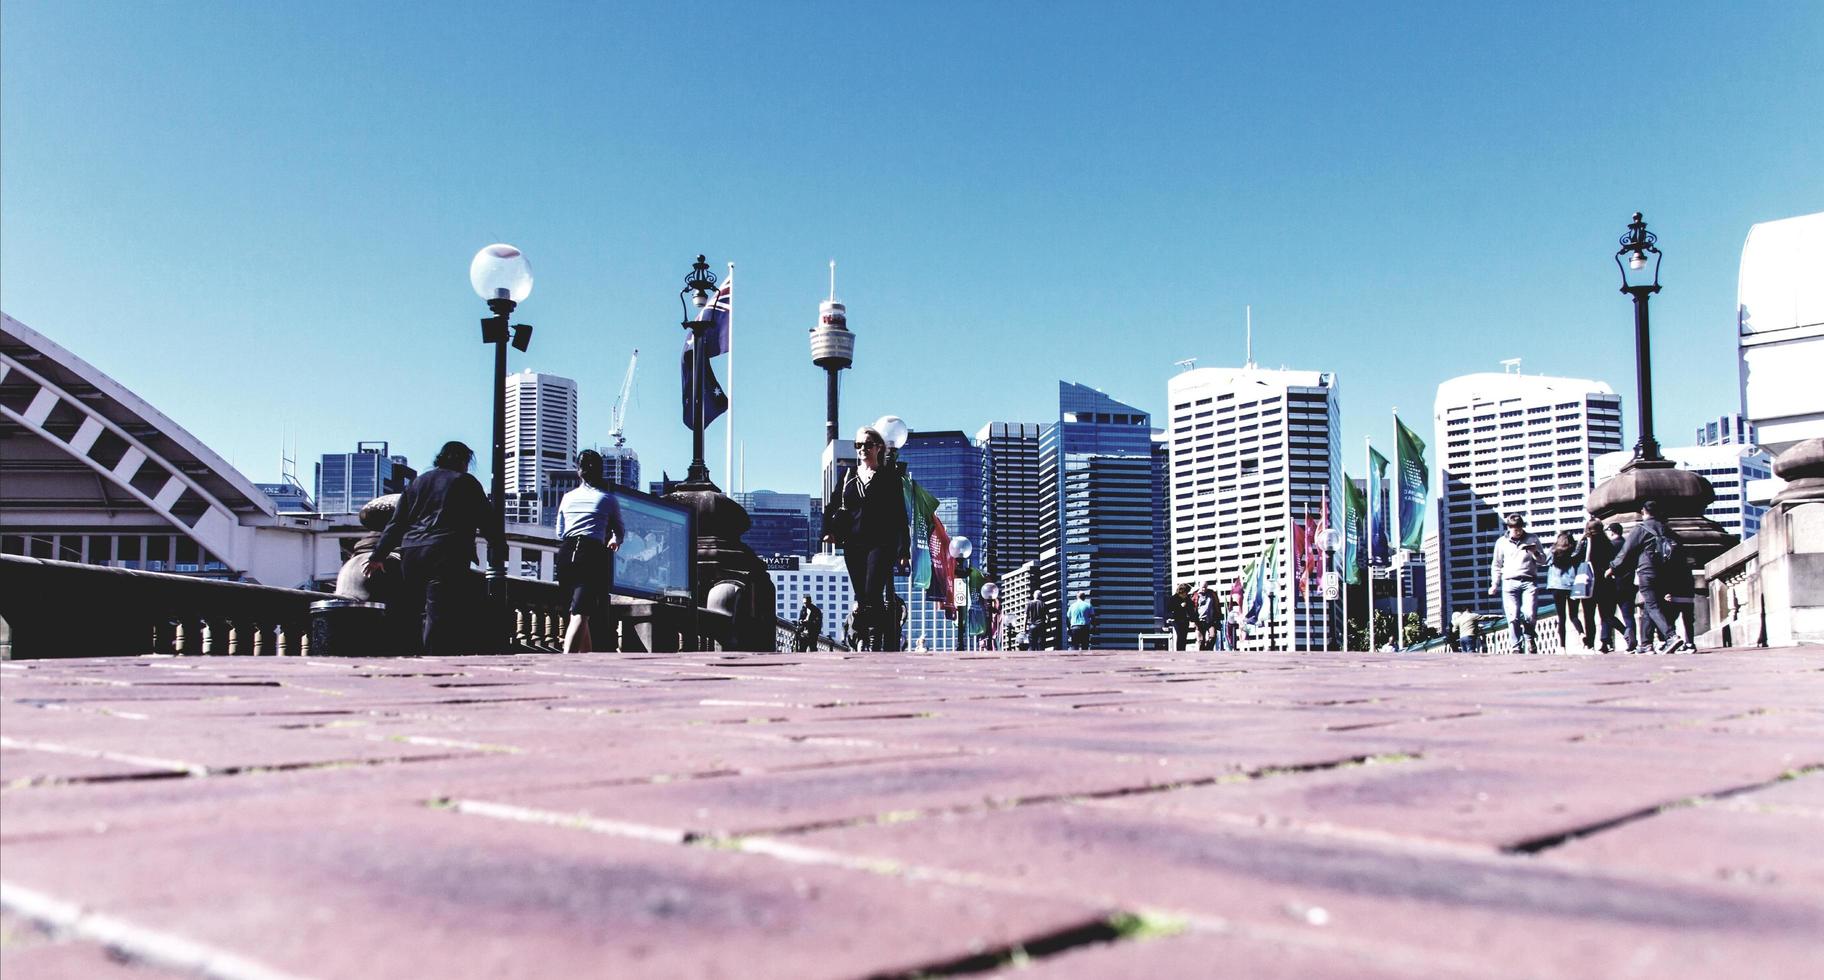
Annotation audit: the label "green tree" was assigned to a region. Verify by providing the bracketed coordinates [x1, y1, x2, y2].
[1403, 612, 1439, 647]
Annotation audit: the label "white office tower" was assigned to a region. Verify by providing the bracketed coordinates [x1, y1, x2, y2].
[503, 370, 578, 526]
[769, 552, 855, 645]
[1427, 372, 1623, 630]
[1166, 367, 1340, 651]
[1738, 211, 1824, 506]
[1596, 443, 1772, 542]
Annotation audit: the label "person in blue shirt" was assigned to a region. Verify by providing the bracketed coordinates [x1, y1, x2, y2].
[1066, 590, 1096, 650]
[555, 450, 625, 653]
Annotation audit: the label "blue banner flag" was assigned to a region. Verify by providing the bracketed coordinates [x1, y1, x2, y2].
[1368, 446, 1390, 563]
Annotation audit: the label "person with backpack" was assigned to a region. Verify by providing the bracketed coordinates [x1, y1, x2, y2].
[1610, 499, 1688, 654]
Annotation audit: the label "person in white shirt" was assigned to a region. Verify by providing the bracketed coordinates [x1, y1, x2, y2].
[555, 450, 624, 653]
[1489, 513, 1546, 654]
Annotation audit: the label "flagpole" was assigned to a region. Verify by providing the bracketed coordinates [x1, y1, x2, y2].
[1392, 408, 1406, 651]
[1322, 488, 1331, 653]
[724, 262, 735, 484]
[1365, 436, 1375, 654]
[1291, 502, 1301, 652]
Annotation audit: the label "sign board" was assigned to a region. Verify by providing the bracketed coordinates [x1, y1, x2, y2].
[1323, 572, 1340, 601]
[610, 487, 694, 601]
[763, 555, 802, 571]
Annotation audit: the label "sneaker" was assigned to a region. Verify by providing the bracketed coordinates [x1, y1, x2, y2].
[1659, 637, 1689, 654]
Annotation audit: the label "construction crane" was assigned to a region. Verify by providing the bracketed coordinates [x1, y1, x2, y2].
[609, 349, 639, 447]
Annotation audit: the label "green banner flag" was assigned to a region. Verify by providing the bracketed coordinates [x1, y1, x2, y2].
[1343, 474, 1365, 585]
[903, 476, 943, 591]
[1368, 446, 1390, 563]
[1395, 415, 1428, 552]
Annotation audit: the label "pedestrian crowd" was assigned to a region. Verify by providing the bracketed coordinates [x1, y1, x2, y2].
[1475, 500, 1693, 655]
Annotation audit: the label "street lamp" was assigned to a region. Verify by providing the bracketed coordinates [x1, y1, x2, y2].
[680, 255, 719, 486]
[1616, 212, 1664, 462]
[1315, 527, 1340, 652]
[470, 243, 534, 635]
[949, 536, 973, 651]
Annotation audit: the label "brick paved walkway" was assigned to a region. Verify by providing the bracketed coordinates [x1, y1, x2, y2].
[3, 647, 1821, 979]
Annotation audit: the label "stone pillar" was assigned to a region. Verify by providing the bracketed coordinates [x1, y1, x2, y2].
[1588, 457, 1738, 644]
[664, 480, 779, 652]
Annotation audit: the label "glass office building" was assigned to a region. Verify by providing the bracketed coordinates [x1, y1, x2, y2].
[314, 441, 414, 516]
[1036, 382, 1164, 649]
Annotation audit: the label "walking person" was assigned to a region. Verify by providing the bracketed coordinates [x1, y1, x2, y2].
[1195, 583, 1220, 650]
[1166, 584, 1193, 651]
[1488, 513, 1545, 654]
[1610, 500, 1688, 654]
[1021, 595, 1046, 650]
[1582, 517, 1621, 652]
[1066, 590, 1096, 650]
[1605, 522, 1639, 652]
[1451, 608, 1480, 653]
[794, 595, 822, 652]
[554, 450, 625, 653]
[1545, 531, 1582, 650]
[823, 427, 911, 651]
[367, 441, 502, 656]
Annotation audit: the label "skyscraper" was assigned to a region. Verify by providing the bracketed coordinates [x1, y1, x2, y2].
[975, 422, 1043, 575]
[1037, 382, 1161, 649]
[314, 441, 415, 516]
[897, 431, 983, 650]
[504, 370, 578, 526]
[1166, 367, 1340, 651]
[737, 490, 819, 559]
[1426, 372, 1624, 631]
[1596, 442, 1771, 542]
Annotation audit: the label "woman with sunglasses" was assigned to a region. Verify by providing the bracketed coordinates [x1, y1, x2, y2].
[824, 426, 910, 650]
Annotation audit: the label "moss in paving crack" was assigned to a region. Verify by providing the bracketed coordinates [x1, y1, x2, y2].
[424, 797, 457, 810]
[1106, 910, 1188, 941]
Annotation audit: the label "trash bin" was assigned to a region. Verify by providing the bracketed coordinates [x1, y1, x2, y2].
[309, 599, 388, 657]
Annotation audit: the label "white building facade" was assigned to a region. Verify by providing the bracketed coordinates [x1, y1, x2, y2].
[1426, 372, 1624, 630]
[768, 552, 854, 645]
[504, 370, 578, 526]
[1166, 366, 1340, 651]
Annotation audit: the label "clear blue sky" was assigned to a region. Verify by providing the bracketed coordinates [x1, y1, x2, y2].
[4, 2, 1819, 514]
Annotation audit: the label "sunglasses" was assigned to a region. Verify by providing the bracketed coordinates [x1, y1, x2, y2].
[855, 441, 880, 450]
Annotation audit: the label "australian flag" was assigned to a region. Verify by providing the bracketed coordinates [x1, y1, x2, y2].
[697, 278, 732, 358]
[681, 331, 728, 430]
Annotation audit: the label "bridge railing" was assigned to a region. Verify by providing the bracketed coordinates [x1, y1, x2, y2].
[0, 555, 572, 659]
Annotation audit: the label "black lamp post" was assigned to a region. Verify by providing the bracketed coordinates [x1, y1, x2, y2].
[680, 254, 718, 486]
[470, 244, 534, 633]
[1616, 212, 1664, 463]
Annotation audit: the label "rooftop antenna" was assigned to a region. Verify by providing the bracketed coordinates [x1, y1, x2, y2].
[1174, 357, 1198, 373]
[1501, 357, 1522, 374]
[829, 259, 837, 302]
[1245, 305, 1255, 368]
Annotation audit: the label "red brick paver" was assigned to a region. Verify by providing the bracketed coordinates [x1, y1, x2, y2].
[3, 647, 1821, 979]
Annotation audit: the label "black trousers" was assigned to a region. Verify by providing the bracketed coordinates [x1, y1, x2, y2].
[844, 542, 898, 649]
[1612, 581, 1638, 649]
[397, 547, 482, 657]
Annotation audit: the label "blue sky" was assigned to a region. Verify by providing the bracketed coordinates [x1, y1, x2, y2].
[3, 2, 1819, 514]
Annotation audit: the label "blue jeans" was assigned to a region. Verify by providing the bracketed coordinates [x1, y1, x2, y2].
[1501, 579, 1538, 649]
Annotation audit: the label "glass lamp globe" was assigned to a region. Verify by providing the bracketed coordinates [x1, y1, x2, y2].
[981, 582, 1000, 601]
[470, 243, 534, 303]
[1628, 250, 1648, 271]
[873, 415, 910, 449]
[949, 536, 973, 560]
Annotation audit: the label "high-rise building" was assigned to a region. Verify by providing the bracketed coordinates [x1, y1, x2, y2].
[254, 481, 316, 515]
[1696, 413, 1755, 448]
[896, 431, 984, 650]
[314, 441, 415, 516]
[601, 444, 640, 490]
[975, 422, 1043, 576]
[1596, 443, 1772, 542]
[1426, 372, 1624, 631]
[1037, 382, 1162, 649]
[736, 490, 819, 559]
[504, 370, 578, 526]
[1166, 367, 1340, 651]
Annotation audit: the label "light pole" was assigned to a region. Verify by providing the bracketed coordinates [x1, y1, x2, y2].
[469, 244, 534, 634]
[1616, 212, 1664, 462]
[1316, 528, 1340, 652]
[950, 536, 973, 651]
[681, 255, 719, 487]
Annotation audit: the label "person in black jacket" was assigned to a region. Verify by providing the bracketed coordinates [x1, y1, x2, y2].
[1609, 499, 1685, 654]
[367, 441, 503, 656]
[824, 426, 910, 651]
